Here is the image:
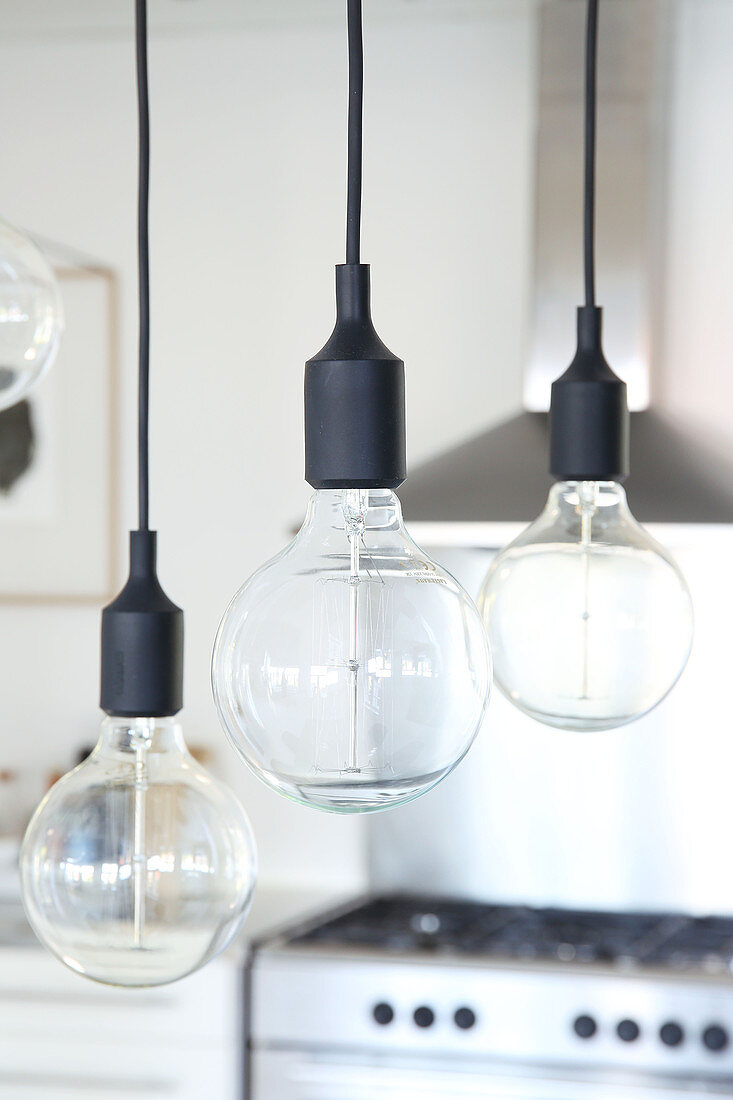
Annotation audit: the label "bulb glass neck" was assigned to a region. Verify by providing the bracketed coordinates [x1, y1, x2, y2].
[94, 715, 187, 758]
[301, 488, 403, 535]
[548, 480, 627, 511]
[538, 480, 637, 545]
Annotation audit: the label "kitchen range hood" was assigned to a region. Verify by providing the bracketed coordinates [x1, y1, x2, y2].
[400, 409, 733, 526]
[402, 0, 733, 532]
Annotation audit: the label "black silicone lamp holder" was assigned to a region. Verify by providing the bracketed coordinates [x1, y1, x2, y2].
[100, 530, 184, 718]
[549, 305, 629, 482]
[304, 264, 406, 490]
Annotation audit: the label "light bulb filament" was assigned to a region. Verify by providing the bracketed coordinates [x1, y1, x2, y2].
[342, 489, 371, 775]
[131, 723, 152, 950]
[347, 520, 361, 774]
[578, 481, 598, 702]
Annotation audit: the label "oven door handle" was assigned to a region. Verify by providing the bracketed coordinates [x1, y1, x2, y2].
[259, 1053, 725, 1100]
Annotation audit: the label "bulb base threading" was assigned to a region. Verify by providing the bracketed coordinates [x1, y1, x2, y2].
[304, 264, 406, 490]
[100, 530, 184, 718]
[549, 306, 629, 483]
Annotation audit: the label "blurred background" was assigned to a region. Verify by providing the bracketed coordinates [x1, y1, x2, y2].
[1, 0, 733, 1096]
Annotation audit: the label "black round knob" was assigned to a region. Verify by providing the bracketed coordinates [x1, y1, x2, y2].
[573, 1015, 597, 1040]
[454, 1007, 476, 1030]
[703, 1025, 729, 1052]
[660, 1022, 684, 1048]
[413, 1006, 435, 1029]
[373, 1003, 394, 1026]
[617, 1019, 640, 1043]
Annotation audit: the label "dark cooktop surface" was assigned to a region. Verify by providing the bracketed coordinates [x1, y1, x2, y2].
[290, 895, 733, 972]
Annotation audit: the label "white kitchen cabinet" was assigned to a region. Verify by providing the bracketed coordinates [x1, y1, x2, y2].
[0, 945, 242, 1099]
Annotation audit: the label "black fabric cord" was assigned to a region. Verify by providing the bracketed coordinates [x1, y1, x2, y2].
[136, 0, 151, 531]
[346, 0, 363, 265]
[584, 0, 598, 308]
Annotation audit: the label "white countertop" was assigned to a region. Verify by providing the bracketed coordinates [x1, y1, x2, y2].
[242, 884, 352, 945]
[0, 881, 352, 959]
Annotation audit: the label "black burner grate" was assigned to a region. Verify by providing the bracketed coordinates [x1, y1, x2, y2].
[290, 895, 733, 972]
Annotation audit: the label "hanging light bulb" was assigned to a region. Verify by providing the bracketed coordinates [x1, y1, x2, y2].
[211, 0, 491, 814]
[0, 217, 63, 411]
[478, 0, 693, 732]
[19, 0, 256, 987]
[479, 476, 692, 731]
[21, 710, 256, 988]
[213, 486, 489, 812]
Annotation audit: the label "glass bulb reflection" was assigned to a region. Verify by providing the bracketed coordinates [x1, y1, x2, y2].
[212, 489, 491, 814]
[478, 481, 693, 731]
[0, 218, 63, 410]
[20, 717, 257, 987]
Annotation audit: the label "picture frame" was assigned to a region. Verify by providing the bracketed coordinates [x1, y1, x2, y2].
[0, 261, 119, 603]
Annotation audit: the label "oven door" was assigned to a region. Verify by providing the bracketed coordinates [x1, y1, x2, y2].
[251, 1050, 733, 1100]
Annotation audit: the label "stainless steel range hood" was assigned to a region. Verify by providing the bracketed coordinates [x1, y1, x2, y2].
[401, 0, 733, 531]
[400, 409, 733, 526]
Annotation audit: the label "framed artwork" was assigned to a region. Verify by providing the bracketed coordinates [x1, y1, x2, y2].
[0, 262, 118, 602]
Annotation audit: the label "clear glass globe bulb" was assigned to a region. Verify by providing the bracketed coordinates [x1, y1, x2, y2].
[212, 488, 491, 814]
[20, 717, 257, 988]
[478, 481, 693, 732]
[0, 218, 63, 411]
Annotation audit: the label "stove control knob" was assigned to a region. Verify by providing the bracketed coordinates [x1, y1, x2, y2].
[573, 1015, 597, 1039]
[703, 1025, 729, 1052]
[454, 1007, 476, 1030]
[373, 1003, 394, 1026]
[617, 1019, 640, 1043]
[660, 1022, 684, 1047]
[413, 1006, 435, 1029]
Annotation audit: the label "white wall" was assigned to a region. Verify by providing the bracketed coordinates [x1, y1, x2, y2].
[0, 4, 537, 891]
[659, 0, 733, 456]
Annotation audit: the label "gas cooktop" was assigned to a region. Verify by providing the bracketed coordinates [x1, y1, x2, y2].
[250, 895, 733, 1094]
[288, 895, 733, 974]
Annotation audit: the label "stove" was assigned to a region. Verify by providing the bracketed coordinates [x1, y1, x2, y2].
[247, 895, 733, 1099]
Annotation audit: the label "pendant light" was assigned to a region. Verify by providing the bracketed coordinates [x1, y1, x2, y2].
[478, 0, 693, 732]
[212, 0, 491, 814]
[19, 0, 257, 987]
[0, 217, 63, 410]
